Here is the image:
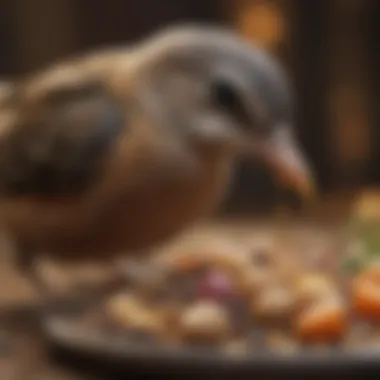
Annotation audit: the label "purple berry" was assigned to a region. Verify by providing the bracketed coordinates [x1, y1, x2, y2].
[198, 269, 236, 301]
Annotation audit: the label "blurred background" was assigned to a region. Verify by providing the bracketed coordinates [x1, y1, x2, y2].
[0, 0, 377, 211]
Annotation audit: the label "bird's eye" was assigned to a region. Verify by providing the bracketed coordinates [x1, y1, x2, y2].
[210, 80, 252, 127]
[210, 80, 239, 111]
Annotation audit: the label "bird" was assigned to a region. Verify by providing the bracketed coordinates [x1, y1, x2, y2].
[0, 24, 314, 296]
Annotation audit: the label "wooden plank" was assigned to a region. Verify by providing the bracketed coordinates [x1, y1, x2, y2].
[368, 0, 380, 183]
[291, 0, 331, 190]
[4, 0, 77, 74]
[326, 0, 372, 187]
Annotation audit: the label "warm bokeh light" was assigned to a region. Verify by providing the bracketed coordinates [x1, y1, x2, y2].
[235, 1, 286, 49]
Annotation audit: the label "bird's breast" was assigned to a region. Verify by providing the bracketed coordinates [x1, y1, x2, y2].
[104, 154, 234, 252]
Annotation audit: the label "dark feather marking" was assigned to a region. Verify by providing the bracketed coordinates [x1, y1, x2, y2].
[0, 81, 126, 197]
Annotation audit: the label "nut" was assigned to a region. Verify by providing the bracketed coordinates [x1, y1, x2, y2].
[179, 300, 232, 343]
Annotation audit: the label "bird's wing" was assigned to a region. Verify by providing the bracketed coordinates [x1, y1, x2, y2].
[0, 75, 126, 198]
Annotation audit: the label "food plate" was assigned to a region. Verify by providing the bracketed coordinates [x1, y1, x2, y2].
[38, 220, 380, 378]
[42, 296, 380, 378]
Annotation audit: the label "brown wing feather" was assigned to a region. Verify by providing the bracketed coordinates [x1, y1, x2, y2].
[0, 79, 126, 197]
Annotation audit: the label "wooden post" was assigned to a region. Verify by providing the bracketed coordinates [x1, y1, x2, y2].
[326, 0, 372, 188]
[4, 0, 77, 74]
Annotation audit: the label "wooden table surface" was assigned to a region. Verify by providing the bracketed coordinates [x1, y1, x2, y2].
[0, 261, 91, 380]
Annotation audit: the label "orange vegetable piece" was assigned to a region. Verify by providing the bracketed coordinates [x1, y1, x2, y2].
[295, 299, 348, 343]
[353, 265, 380, 320]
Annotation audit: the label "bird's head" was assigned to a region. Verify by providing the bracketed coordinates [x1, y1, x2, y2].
[135, 25, 315, 199]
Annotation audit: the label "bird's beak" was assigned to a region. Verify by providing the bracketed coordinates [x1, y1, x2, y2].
[256, 126, 315, 199]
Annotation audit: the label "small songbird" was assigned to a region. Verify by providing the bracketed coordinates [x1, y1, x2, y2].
[0, 24, 314, 294]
